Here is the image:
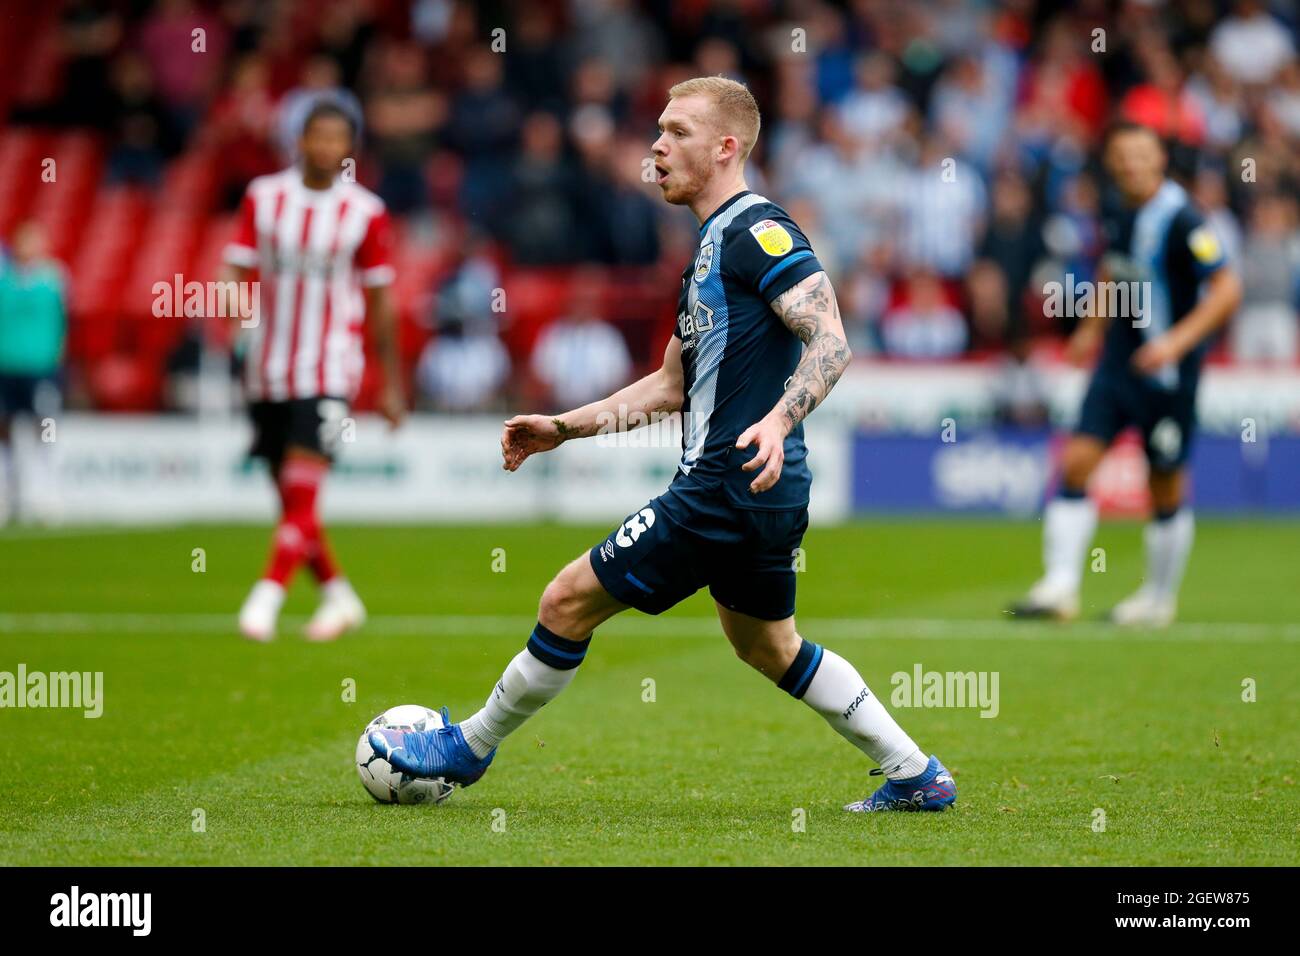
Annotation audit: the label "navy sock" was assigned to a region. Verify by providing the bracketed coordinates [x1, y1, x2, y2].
[526, 622, 591, 671]
[777, 638, 824, 700]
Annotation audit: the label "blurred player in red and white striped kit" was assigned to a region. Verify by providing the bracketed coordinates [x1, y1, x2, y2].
[224, 101, 405, 642]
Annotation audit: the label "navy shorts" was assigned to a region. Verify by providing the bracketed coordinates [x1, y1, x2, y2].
[248, 396, 349, 467]
[1076, 369, 1197, 472]
[589, 474, 809, 621]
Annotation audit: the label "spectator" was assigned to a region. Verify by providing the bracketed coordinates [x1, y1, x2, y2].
[1185, 56, 1246, 150]
[879, 270, 968, 360]
[208, 53, 281, 208]
[104, 52, 182, 186]
[416, 317, 511, 412]
[444, 45, 520, 220]
[1232, 194, 1300, 363]
[898, 135, 987, 278]
[1209, 0, 1296, 86]
[57, 0, 123, 128]
[972, 169, 1047, 341]
[837, 53, 911, 148]
[0, 223, 67, 523]
[366, 41, 447, 214]
[531, 289, 632, 408]
[495, 112, 584, 265]
[135, 0, 230, 135]
[930, 53, 1012, 170]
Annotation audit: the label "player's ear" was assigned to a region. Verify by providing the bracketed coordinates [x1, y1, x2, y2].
[718, 134, 738, 164]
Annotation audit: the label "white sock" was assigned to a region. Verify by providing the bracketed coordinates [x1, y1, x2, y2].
[1145, 509, 1194, 600]
[1042, 495, 1098, 592]
[460, 642, 583, 758]
[791, 644, 929, 780]
[322, 577, 358, 602]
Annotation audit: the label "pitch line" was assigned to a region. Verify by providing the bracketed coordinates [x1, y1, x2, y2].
[0, 612, 1296, 643]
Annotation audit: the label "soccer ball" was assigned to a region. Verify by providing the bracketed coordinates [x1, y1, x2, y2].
[355, 704, 455, 805]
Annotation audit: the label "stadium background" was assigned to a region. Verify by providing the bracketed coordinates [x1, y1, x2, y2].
[0, 0, 1298, 523]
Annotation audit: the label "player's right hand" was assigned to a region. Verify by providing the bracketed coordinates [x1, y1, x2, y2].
[501, 415, 568, 471]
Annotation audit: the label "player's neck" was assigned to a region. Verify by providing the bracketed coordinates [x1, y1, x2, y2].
[1125, 179, 1165, 208]
[299, 167, 337, 191]
[691, 177, 749, 226]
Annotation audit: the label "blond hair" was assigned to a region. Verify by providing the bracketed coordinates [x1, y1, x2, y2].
[668, 75, 761, 162]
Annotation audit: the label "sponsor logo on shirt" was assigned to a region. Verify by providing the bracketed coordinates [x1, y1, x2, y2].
[749, 219, 794, 257]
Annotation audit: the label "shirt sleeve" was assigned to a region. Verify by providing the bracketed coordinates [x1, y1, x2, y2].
[724, 210, 825, 303]
[223, 191, 260, 269]
[1173, 206, 1227, 281]
[356, 208, 396, 287]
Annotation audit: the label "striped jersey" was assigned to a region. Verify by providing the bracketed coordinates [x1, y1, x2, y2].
[224, 168, 395, 401]
[674, 190, 825, 509]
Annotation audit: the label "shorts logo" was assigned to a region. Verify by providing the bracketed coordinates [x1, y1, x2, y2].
[749, 219, 793, 257]
[599, 539, 615, 562]
[1150, 417, 1183, 463]
[693, 242, 714, 282]
[317, 399, 348, 453]
[615, 508, 655, 548]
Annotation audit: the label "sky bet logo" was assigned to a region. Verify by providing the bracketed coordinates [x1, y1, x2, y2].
[50, 886, 151, 936]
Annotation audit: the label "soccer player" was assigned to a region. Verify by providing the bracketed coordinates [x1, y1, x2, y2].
[371, 77, 956, 812]
[225, 101, 405, 641]
[1011, 122, 1242, 625]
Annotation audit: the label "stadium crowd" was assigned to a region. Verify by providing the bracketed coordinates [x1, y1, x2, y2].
[1, 0, 1298, 417]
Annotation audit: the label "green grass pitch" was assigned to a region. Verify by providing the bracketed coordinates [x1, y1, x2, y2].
[0, 518, 1297, 866]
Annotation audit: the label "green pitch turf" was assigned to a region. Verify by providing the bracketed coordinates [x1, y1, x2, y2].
[0, 518, 1297, 866]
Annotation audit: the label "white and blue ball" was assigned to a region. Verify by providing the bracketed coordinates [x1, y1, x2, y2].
[355, 704, 454, 805]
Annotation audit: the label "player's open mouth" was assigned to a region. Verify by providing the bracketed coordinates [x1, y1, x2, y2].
[654, 164, 669, 185]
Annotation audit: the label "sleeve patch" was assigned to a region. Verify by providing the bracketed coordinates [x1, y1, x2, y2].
[1188, 225, 1222, 264]
[748, 219, 794, 257]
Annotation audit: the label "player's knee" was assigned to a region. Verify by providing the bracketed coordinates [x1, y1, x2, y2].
[730, 634, 786, 679]
[538, 569, 595, 636]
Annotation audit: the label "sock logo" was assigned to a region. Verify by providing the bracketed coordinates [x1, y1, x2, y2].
[842, 686, 871, 720]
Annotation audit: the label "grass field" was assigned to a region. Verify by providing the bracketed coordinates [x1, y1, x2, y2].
[0, 518, 1297, 866]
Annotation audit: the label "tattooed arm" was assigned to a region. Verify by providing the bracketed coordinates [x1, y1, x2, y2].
[736, 271, 852, 494]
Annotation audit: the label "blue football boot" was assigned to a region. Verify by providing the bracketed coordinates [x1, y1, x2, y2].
[368, 707, 495, 787]
[844, 755, 956, 812]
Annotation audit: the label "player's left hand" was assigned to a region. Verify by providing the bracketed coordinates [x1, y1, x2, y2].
[379, 383, 407, 430]
[1131, 335, 1182, 375]
[736, 415, 787, 495]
